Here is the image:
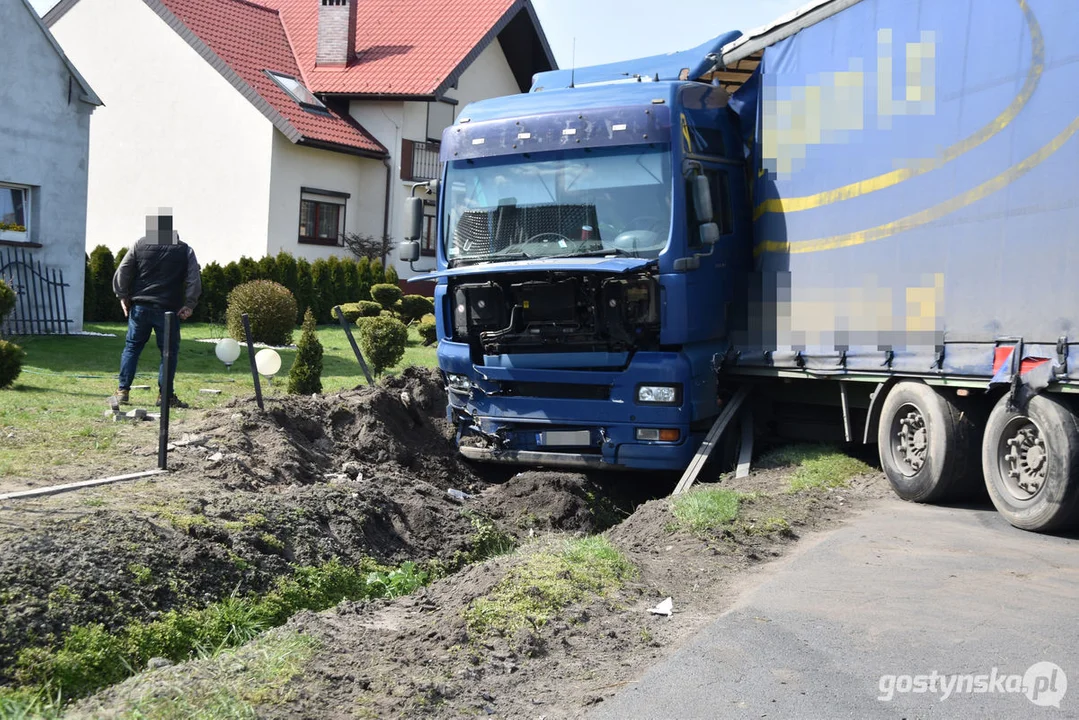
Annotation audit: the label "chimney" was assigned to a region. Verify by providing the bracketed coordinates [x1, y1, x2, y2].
[317, 0, 357, 67]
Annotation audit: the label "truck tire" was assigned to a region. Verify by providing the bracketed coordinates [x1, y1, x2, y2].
[877, 382, 977, 503]
[982, 393, 1079, 532]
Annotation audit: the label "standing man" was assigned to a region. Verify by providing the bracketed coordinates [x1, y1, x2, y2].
[113, 209, 202, 408]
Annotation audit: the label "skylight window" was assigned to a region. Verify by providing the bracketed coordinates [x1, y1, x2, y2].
[265, 71, 327, 113]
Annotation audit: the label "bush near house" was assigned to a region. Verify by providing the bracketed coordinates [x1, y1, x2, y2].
[0, 279, 22, 389]
[225, 280, 298, 346]
[86, 245, 121, 323]
[336, 303, 363, 322]
[417, 313, 437, 346]
[356, 315, 408, 376]
[370, 283, 403, 311]
[399, 295, 435, 323]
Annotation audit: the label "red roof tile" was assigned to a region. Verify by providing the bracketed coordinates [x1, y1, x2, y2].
[159, 0, 386, 154]
[263, 0, 520, 96]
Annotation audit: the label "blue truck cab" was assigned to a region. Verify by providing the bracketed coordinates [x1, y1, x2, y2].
[405, 33, 750, 470]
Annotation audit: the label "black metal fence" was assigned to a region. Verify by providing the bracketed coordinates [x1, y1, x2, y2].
[0, 245, 72, 336]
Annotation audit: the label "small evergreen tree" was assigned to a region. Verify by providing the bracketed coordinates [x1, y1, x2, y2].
[310, 258, 330, 322]
[236, 256, 259, 283]
[357, 257, 373, 300]
[275, 251, 300, 320]
[110, 247, 129, 321]
[295, 258, 316, 323]
[87, 245, 116, 322]
[385, 264, 400, 287]
[196, 262, 227, 323]
[344, 258, 361, 302]
[257, 254, 278, 283]
[288, 308, 323, 395]
[371, 261, 386, 286]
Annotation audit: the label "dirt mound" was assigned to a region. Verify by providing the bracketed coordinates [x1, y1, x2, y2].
[182, 366, 464, 491]
[473, 471, 613, 537]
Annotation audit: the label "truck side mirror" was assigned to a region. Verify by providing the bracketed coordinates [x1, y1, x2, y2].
[692, 175, 714, 224]
[699, 222, 720, 246]
[399, 240, 420, 263]
[404, 196, 424, 241]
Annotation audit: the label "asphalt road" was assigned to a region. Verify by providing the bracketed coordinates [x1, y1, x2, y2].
[591, 499, 1079, 720]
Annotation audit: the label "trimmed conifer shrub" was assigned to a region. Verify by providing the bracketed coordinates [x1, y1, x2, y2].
[0, 339, 24, 389]
[417, 313, 437, 346]
[370, 283, 402, 310]
[0, 278, 16, 321]
[399, 295, 434, 323]
[357, 315, 407, 376]
[288, 308, 323, 395]
[225, 280, 298, 346]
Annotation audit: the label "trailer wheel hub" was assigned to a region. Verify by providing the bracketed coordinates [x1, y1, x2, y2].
[1001, 420, 1048, 499]
[893, 406, 928, 474]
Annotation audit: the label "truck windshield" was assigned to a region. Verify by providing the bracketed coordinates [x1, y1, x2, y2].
[443, 144, 672, 266]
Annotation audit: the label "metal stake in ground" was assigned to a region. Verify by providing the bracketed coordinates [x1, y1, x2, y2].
[335, 305, 374, 385]
[241, 313, 264, 410]
[158, 311, 175, 470]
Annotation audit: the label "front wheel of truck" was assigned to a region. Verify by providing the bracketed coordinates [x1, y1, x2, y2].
[982, 393, 1079, 532]
[877, 382, 978, 503]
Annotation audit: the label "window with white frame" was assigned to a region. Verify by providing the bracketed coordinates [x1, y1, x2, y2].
[298, 187, 348, 246]
[0, 184, 30, 239]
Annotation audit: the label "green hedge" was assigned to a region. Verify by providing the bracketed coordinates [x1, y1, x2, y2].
[84, 249, 410, 326]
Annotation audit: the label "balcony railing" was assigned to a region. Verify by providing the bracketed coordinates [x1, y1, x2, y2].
[401, 139, 442, 182]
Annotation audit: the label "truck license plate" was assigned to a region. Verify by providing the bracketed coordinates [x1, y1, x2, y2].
[538, 430, 591, 447]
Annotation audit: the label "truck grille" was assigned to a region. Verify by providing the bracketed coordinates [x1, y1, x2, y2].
[500, 382, 611, 401]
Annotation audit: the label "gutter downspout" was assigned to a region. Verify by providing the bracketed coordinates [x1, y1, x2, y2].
[382, 157, 392, 269]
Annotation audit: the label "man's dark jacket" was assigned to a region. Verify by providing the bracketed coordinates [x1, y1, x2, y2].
[113, 235, 202, 312]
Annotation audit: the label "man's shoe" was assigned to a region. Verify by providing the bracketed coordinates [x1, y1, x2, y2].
[155, 394, 190, 409]
[115, 388, 130, 404]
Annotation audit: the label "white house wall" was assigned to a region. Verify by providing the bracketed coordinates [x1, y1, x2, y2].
[267, 133, 385, 262]
[347, 100, 405, 265]
[50, 0, 274, 267]
[0, 0, 95, 332]
[443, 39, 523, 112]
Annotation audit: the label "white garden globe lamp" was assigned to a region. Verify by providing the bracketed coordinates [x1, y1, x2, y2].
[215, 338, 241, 370]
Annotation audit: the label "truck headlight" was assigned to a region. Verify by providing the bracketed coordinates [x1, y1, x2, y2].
[446, 374, 472, 393]
[636, 384, 681, 405]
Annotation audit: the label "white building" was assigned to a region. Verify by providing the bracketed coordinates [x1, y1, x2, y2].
[45, 0, 555, 279]
[0, 0, 101, 333]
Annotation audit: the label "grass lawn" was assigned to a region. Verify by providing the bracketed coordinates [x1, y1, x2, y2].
[0, 322, 437, 483]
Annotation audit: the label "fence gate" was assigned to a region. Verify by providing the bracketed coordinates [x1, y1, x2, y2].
[0, 246, 72, 336]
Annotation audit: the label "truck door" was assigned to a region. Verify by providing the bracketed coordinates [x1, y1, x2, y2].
[684, 162, 744, 340]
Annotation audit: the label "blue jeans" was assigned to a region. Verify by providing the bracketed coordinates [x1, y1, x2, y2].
[118, 304, 181, 393]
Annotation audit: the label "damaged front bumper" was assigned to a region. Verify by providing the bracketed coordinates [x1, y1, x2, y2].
[443, 344, 704, 472]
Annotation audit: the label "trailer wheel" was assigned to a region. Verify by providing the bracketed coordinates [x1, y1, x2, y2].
[877, 382, 977, 502]
[982, 393, 1079, 532]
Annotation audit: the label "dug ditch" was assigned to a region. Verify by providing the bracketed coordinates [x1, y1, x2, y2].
[0, 368, 894, 717]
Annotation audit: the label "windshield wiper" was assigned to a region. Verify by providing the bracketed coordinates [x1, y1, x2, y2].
[561, 247, 632, 259]
[450, 251, 534, 267]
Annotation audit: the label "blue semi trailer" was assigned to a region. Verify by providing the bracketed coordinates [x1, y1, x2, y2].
[400, 0, 1079, 532]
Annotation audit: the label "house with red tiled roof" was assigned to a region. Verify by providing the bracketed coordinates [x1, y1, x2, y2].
[44, 0, 554, 274]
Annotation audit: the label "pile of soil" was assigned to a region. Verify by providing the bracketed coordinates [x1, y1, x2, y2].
[0, 369, 603, 683]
